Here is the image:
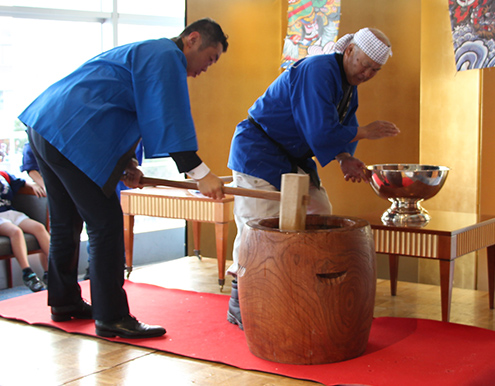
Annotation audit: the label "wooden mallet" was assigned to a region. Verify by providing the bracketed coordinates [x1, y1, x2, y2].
[140, 173, 310, 231]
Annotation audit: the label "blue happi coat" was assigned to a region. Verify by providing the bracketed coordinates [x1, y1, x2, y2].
[19, 38, 197, 193]
[228, 53, 359, 190]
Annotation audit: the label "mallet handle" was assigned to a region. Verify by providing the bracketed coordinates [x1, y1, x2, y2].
[140, 176, 281, 201]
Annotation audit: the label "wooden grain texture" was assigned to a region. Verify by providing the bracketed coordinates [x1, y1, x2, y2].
[279, 174, 309, 231]
[141, 176, 281, 201]
[238, 215, 376, 364]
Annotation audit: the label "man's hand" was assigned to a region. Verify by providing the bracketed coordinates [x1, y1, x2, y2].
[336, 153, 371, 183]
[122, 158, 143, 188]
[355, 120, 400, 141]
[197, 172, 225, 200]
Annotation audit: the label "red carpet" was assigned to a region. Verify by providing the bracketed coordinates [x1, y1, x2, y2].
[1, 280, 495, 386]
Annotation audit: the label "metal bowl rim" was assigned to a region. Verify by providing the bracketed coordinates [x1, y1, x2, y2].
[367, 164, 450, 172]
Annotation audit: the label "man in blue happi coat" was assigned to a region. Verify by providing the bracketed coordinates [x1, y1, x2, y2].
[226, 27, 400, 330]
[18, 18, 228, 339]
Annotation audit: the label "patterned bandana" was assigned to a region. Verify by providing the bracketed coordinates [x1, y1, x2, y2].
[334, 28, 392, 65]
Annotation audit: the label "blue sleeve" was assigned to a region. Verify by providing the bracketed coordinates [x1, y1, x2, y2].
[7, 172, 26, 195]
[20, 143, 39, 173]
[131, 42, 198, 158]
[289, 58, 358, 167]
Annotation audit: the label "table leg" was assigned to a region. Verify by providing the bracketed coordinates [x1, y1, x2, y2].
[389, 254, 399, 296]
[439, 259, 455, 322]
[192, 221, 202, 260]
[215, 222, 229, 290]
[487, 245, 495, 309]
[123, 214, 135, 278]
[5, 259, 12, 288]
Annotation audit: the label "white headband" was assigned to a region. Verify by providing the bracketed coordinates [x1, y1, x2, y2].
[334, 28, 392, 65]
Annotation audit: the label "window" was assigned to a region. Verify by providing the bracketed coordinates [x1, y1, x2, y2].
[0, 16, 103, 172]
[0, 1, 186, 233]
[0, 1, 105, 12]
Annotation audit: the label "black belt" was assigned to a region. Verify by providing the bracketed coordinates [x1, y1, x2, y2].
[247, 115, 320, 188]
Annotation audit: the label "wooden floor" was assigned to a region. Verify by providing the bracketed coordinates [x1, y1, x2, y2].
[1, 255, 495, 385]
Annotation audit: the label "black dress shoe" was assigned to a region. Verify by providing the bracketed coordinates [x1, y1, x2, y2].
[51, 299, 93, 322]
[95, 315, 166, 339]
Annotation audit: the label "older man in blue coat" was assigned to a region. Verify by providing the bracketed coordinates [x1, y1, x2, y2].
[226, 27, 400, 330]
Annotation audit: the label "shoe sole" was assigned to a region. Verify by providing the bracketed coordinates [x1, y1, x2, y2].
[227, 311, 244, 330]
[24, 283, 46, 292]
[51, 315, 73, 322]
[95, 328, 166, 339]
[51, 314, 93, 322]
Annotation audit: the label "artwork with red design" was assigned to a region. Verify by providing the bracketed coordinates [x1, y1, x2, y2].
[450, 0, 495, 70]
[281, 0, 341, 69]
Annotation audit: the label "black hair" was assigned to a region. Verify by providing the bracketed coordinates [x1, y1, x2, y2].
[178, 18, 228, 52]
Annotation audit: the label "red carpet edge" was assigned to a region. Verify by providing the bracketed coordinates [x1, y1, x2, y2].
[1, 280, 495, 385]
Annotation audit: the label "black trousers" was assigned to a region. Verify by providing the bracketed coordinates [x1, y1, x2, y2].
[28, 128, 129, 321]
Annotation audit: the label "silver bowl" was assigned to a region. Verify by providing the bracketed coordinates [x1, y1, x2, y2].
[367, 164, 450, 226]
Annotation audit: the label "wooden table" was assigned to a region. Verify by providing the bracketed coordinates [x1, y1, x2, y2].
[121, 187, 235, 288]
[360, 210, 495, 322]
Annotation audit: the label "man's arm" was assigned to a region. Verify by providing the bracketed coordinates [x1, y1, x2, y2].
[171, 151, 224, 200]
[352, 120, 400, 142]
[338, 121, 399, 183]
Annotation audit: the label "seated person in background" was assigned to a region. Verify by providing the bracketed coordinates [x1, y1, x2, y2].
[0, 170, 50, 292]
